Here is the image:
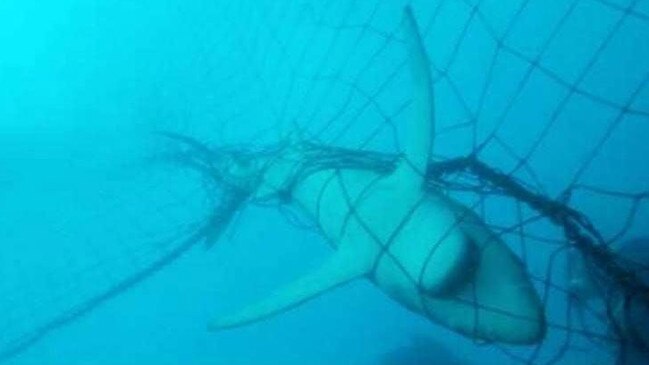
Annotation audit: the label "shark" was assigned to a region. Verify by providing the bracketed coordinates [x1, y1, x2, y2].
[205, 7, 546, 345]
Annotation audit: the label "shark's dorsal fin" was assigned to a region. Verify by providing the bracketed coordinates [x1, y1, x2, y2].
[208, 246, 369, 330]
[392, 6, 435, 190]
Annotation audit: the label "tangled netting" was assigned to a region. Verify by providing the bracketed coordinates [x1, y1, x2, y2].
[1, 0, 648, 364]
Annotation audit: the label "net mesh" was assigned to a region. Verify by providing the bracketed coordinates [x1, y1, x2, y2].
[1, 0, 649, 364]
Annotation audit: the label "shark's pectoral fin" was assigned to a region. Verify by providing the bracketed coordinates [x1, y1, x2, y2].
[208, 247, 369, 330]
[391, 6, 435, 191]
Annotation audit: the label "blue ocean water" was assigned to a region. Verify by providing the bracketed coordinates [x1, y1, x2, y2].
[1, 0, 648, 364]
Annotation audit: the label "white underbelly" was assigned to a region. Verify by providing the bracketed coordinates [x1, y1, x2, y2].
[289, 168, 544, 344]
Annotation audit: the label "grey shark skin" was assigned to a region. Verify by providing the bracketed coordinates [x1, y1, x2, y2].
[208, 7, 545, 345]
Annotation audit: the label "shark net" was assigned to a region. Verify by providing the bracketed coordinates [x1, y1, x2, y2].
[1, 0, 649, 364]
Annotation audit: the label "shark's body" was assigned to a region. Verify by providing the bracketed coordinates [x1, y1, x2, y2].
[209, 7, 545, 345]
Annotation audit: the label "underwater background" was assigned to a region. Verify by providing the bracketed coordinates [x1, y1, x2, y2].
[1, 0, 648, 364]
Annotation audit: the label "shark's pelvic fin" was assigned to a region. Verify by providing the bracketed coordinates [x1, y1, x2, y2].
[392, 6, 436, 190]
[208, 247, 369, 330]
